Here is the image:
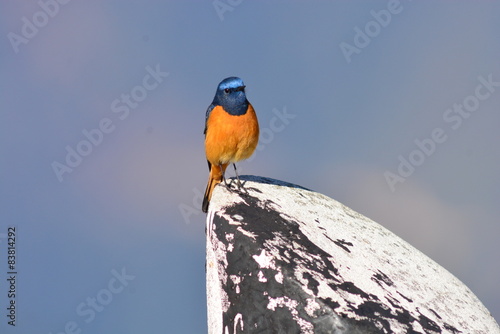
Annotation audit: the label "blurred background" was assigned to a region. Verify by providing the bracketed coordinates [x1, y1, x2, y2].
[1, 1, 499, 333]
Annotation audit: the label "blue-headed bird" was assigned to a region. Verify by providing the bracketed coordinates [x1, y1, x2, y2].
[202, 77, 259, 213]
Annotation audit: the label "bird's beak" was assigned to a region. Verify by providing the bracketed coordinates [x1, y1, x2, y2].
[236, 86, 246, 92]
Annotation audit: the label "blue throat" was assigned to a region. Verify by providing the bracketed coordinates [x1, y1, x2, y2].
[213, 93, 248, 116]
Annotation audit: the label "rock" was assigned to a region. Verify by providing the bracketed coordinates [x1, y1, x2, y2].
[205, 175, 500, 334]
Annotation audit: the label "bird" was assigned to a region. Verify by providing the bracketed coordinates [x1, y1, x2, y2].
[202, 77, 259, 213]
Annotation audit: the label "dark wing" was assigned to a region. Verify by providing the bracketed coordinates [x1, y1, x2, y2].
[204, 104, 216, 135]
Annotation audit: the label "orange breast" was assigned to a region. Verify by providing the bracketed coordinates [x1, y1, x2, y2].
[205, 104, 259, 166]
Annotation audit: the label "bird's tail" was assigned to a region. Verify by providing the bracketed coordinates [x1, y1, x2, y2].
[202, 163, 227, 213]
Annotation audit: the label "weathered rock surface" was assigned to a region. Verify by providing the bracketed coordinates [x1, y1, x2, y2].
[206, 175, 500, 334]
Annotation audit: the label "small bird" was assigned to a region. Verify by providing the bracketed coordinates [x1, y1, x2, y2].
[202, 77, 259, 213]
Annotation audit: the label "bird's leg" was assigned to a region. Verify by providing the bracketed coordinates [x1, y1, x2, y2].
[220, 164, 233, 189]
[233, 163, 246, 192]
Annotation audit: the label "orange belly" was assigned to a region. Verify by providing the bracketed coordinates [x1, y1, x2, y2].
[205, 104, 259, 165]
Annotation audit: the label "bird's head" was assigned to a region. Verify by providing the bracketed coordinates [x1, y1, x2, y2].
[212, 77, 249, 115]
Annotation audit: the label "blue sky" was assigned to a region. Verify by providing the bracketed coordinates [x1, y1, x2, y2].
[1, 1, 499, 333]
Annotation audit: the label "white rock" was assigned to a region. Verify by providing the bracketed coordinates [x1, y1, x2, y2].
[206, 176, 500, 334]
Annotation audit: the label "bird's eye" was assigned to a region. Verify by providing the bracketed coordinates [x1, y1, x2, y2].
[224, 88, 230, 93]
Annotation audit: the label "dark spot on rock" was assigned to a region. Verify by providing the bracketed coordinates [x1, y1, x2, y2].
[324, 234, 335, 243]
[419, 313, 441, 333]
[372, 270, 394, 287]
[333, 239, 353, 253]
[245, 186, 262, 194]
[335, 282, 371, 299]
[319, 297, 340, 311]
[429, 308, 442, 320]
[443, 322, 462, 333]
[302, 272, 319, 296]
[398, 291, 413, 303]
